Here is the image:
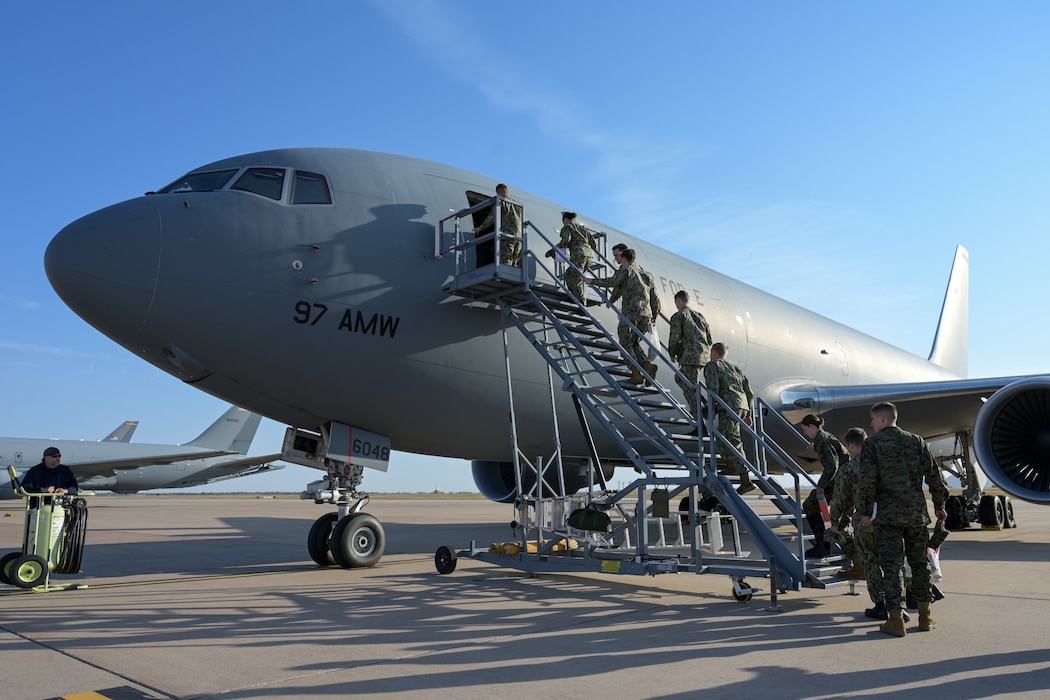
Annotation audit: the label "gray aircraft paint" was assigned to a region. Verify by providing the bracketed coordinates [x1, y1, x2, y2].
[43, 149, 1050, 501]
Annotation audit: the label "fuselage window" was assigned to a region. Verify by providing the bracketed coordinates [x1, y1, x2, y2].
[158, 169, 238, 194]
[291, 170, 332, 204]
[232, 168, 286, 200]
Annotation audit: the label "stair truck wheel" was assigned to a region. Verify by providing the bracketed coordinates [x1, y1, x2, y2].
[435, 545, 458, 574]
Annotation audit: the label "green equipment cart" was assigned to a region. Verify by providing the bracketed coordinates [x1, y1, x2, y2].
[1, 465, 88, 591]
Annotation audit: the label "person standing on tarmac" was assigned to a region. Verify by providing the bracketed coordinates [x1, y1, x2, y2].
[19, 446, 79, 495]
[548, 211, 596, 302]
[828, 427, 912, 623]
[667, 290, 712, 420]
[605, 248, 660, 385]
[799, 414, 849, 558]
[703, 342, 755, 494]
[859, 401, 949, 637]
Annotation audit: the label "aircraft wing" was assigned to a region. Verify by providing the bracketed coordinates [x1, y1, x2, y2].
[68, 450, 233, 477]
[781, 374, 1043, 440]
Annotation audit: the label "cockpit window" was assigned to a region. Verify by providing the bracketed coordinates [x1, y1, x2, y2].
[158, 169, 238, 193]
[291, 170, 332, 204]
[232, 168, 285, 200]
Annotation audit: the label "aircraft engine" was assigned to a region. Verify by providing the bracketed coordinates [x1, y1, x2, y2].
[972, 377, 1050, 504]
[471, 459, 614, 503]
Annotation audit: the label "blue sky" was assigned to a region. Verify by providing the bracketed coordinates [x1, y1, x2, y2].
[2, 2, 1047, 493]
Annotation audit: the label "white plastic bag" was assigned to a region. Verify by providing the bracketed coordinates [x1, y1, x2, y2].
[647, 324, 661, 361]
[928, 547, 943, 583]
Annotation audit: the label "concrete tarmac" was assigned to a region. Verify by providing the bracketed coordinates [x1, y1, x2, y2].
[2, 496, 1049, 700]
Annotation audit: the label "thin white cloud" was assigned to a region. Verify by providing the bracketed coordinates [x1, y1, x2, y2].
[0, 339, 93, 358]
[0, 295, 40, 310]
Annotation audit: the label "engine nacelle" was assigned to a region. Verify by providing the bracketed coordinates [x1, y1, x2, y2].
[972, 377, 1050, 504]
[471, 459, 615, 503]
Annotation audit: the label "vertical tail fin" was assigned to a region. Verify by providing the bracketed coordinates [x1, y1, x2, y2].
[102, 420, 139, 442]
[186, 406, 262, 454]
[928, 245, 969, 377]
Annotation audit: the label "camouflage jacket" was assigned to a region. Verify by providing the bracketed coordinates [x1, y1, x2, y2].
[668, 307, 712, 366]
[703, 358, 753, 411]
[829, 456, 860, 530]
[858, 426, 949, 527]
[478, 197, 522, 237]
[556, 223, 596, 265]
[608, 264, 660, 319]
[813, 429, 849, 492]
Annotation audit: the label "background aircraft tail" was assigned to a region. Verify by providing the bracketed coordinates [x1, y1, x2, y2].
[928, 245, 969, 378]
[186, 406, 262, 454]
[102, 420, 139, 442]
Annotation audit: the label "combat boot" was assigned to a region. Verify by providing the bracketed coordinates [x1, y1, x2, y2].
[642, 361, 658, 386]
[918, 600, 936, 631]
[836, 556, 865, 579]
[624, 366, 645, 385]
[864, 601, 888, 620]
[805, 513, 829, 558]
[736, 472, 757, 495]
[879, 607, 907, 637]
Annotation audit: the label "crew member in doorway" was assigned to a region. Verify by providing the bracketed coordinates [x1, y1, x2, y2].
[473, 183, 522, 267]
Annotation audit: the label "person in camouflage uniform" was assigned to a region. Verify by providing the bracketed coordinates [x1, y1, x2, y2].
[587, 243, 629, 345]
[667, 290, 712, 419]
[799, 414, 850, 558]
[606, 248, 660, 385]
[703, 342, 755, 494]
[473, 183, 522, 267]
[550, 211, 596, 302]
[859, 401, 949, 637]
[829, 427, 913, 624]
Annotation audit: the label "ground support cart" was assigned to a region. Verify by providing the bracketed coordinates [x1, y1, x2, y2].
[1, 466, 88, 591]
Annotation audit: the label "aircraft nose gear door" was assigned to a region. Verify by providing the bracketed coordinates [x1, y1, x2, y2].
[282, 424, 390, 568]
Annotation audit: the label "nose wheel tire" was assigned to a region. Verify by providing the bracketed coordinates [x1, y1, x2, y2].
[330, 512, 386, 568]
[307, 512, 339, 567]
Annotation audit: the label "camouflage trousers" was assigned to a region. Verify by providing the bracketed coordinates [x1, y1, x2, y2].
[713, 406, 746, 476]
[855, 523, 884, 605]
[675, 363, 702, 418]
[563, 251, 592, 302]
[875, 523, 932, 609]
[498, 235, 521, 267]
[618, 314, 651, 366]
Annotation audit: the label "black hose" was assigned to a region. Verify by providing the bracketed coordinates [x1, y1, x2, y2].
[55, 497, 88, 574]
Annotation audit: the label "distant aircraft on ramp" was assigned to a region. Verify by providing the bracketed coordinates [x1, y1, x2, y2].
[1, 406, 282, 497]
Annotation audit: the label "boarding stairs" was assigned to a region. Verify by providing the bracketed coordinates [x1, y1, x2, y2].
[436, 200, 849, 592]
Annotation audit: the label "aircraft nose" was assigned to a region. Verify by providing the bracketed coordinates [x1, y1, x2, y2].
[45, 198, 162, 339]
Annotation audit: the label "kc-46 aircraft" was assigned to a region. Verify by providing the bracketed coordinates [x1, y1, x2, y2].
[1, 405, 283, 497]
[44, 148, 1050, 570]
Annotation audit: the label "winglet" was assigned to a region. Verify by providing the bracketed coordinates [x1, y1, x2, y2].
[186, 406, 262, 454]
[928, 245, 969, 378]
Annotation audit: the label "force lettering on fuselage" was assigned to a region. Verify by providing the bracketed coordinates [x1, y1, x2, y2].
[292, 301, 401, 339]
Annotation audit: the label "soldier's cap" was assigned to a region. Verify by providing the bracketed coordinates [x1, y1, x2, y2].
[43, 446, 61, 457]
[561, 211, 577, 220]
